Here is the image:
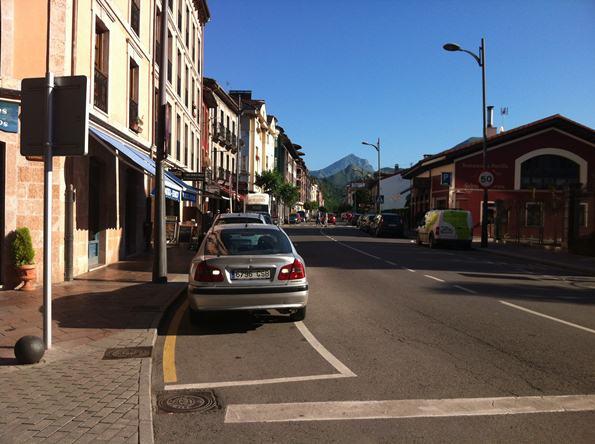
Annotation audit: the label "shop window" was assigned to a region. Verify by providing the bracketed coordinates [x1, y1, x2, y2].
[525, 202, 543, 227]
[579, 203, 588, 228]
[94, 18, 109, 112]
[130, 0, 140, 36]
[520, 155, 580, 189]
[128, 59, 139, 131]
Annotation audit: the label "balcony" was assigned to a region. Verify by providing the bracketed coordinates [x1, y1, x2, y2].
[225, 128, 232, 146]
[94, 68, 108, 112]
[217, 123, 226, 143]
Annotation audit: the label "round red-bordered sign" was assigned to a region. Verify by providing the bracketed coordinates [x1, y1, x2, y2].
[478, 171, 495, 188]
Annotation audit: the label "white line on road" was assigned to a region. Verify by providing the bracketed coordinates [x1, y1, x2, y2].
[405, 268, 416, 273]
[454, 285, 477, 294]
[294, 321, 356, 377]
[500, 301, 595, 335]
[225, 394, 595, 423]
[424, 275, 445, 283]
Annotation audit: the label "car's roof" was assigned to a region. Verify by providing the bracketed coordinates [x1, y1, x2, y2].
[216, 212, 263, 219]
[210, 223, 281, 232]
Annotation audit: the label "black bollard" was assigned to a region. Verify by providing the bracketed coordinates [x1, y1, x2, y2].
[14, 336, 45, 364]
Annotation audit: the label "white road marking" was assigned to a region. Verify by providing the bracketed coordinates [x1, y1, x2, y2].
[321, 233, 381, 260]
[500, 301, 595, 335]
[424, 275, 445, 283]
[225, 394, 595, 423]
[294, 321, 356, 377]
[385, 260, 398, 266]
[165, 373, 351, 391]
[454, 285, 477, 294]
[405, 268, 416, 273]
[165, 321, 356, 391]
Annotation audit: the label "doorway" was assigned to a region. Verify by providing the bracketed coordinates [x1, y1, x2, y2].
[125, 169, 139, 256]
[88, 158, 102, 268]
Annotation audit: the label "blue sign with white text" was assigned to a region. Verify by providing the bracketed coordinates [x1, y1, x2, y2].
[0, 100, 19, 133]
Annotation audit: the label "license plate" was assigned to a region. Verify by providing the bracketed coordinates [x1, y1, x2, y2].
[232, 269, 271, 280]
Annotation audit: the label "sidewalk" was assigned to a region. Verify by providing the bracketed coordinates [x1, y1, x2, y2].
[474, 241, 595, 275]
[0, 247, 195, 443]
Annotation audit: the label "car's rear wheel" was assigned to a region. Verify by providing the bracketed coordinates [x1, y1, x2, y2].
[289, 307, 306, 322]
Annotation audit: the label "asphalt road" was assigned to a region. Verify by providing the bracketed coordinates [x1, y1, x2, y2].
[152, 224, 595, 443]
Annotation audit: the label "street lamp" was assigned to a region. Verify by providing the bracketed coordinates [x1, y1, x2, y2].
[443, 38, 489, 248]
[362, 138, 381, 214]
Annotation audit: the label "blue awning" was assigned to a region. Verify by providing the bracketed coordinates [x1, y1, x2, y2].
[90, 126, 183, 201]
[164, 171, 199, 202]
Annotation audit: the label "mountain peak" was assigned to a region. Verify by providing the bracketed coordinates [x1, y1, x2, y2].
[311, 154, 374, 179]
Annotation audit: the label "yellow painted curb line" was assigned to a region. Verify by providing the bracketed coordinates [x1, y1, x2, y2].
[163, 300, 189, 383]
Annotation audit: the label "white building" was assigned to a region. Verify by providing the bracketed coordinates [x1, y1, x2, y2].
[379, 172, 411, 211]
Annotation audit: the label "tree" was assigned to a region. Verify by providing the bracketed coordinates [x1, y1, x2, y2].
[278, 183, 300, 209]
[303, 201, 318, 211]
[254, 170, 282, 196]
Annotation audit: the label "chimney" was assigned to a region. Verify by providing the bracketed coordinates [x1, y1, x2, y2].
[486, 105, 497, 137]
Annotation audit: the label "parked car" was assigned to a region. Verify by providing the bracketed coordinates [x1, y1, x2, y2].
[327, 213, 337, 224]
[370, 214, 404, 237]
[297, 210, 307, 222]
[350, 214, 362, 226]
[288, 213, 300, 224]
[188, 224, 308, 322]
[416, 209, 473, 249]
[213, 213, 266, 226]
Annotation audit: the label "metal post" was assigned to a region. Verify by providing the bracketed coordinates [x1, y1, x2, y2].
[377, 138, 381, 214]
[43, 71, 54, 349]
[480, 38, 489, 248]
[152, 4, 168, 283]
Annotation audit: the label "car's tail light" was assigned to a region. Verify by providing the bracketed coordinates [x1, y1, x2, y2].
[278, 259, 306, 280]
[194, 261, 224, 282]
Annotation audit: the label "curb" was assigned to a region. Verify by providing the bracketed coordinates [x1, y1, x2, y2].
[474, 247, 595, 275]
[138, 283, 188, 444]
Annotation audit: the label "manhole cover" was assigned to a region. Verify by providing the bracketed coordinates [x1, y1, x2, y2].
[157, 391, 218, 414]
[103, 346, 152, 360]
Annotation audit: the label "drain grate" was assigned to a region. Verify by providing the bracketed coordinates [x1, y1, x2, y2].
[157, 390, 218, 414]
[103, 346, 152, 360]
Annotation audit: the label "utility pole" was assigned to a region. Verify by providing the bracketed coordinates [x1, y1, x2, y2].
[152, 5, 168, 283]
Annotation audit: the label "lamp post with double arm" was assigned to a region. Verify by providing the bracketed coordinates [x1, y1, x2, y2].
[443, 38, 489, 248]
[362, 138, 381, 214]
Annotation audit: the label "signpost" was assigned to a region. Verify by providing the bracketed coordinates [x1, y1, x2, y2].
[20, 74, 89, 349]
[174, 171, 205, 182]
[478, 171, 495, 188]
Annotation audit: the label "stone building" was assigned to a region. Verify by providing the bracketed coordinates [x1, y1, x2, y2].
[0, 0, 209, 288]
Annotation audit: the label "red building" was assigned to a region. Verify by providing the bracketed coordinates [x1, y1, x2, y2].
[403, 115, 595, 252]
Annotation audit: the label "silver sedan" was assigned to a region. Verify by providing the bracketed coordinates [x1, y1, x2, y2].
[187, 224, 308, 322]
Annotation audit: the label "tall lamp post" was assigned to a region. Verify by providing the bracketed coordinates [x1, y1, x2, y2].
[443, 38, 489, 248]
[362, 138, 381, 214]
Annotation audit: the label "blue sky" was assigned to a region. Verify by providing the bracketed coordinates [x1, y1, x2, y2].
[204, 0, 595, 171]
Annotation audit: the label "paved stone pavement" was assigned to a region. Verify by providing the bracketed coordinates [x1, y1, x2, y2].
[0, 247, 195, 443]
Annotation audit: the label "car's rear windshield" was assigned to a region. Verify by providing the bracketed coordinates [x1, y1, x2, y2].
[382, 215, 402, 223]
[204, 229, 292, 256]
[214, 217, 263, 225]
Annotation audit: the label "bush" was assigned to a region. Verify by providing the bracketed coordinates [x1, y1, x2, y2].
[12, 227, 35, 266]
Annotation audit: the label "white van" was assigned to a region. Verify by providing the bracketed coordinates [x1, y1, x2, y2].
[416, 209, 473, 249]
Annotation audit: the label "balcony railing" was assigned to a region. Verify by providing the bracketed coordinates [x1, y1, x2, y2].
[94, 68, 108, 112]
[218, 123, 226, 142]
[225, 128, 232, 145]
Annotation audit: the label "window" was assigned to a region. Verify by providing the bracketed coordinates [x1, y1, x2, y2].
[232, 158, 235, 173]
[579, 203, 588, 228]
[191, 24, 196, 64]
[154, 87, 159, 141]
[176, 50, 182, 96]
[168, 0, 173, 11]
[204, 229, 292, 256]
[177, 2, 182, 30]
[525, 202, 543, 227]
[167, 31, 173, 82]
[185, 65, 189, 108]
[130, 0, 140, 36]
[154, 8, 161, 66]
[521, 155, 580, 189]
[191, 134, 195, 172]
[197, 38, 201, 73]
[94, 18, 109, 112]
[184, 123, 189, 166]
[185, 6, 190, 47]
[176, 115, 181, 161]
[128, 59, 139, 130]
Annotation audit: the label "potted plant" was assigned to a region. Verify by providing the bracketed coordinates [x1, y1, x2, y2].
[11, 227, 36, 291]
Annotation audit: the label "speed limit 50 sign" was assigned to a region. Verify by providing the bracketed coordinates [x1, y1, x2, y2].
[478, 171, 495, 188]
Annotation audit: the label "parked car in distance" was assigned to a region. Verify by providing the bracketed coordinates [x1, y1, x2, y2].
[359, 214, 376, 232]
[370, 214, 404, 237]
[213, 213, 265, 226]
[350, 214, 362, 226]
[288, 213, 300, 224]
[416, 209, 473, 249]
[327, 213, 337, 224]
[188, 224, 308, 322]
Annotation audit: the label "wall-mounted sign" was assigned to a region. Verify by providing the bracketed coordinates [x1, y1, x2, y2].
[479, 171, 495, 188]
[0, 100, 19, 133]
[441, 172, 452, 186]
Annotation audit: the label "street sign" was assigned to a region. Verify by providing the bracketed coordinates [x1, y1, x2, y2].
[478, 171, 495, 188]
[0, 100, 19, 133]
[175, 171, 205, 181]
[20, 75, 89, 156]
